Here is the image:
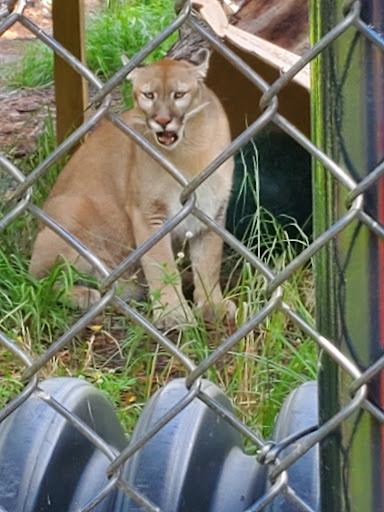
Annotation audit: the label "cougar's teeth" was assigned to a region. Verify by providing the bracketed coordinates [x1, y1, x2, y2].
[156, 131, 178, 146]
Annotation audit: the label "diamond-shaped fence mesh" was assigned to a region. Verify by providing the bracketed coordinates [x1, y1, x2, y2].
[0, 0, 383, 510]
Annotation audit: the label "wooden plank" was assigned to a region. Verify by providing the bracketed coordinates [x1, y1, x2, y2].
[194, 0, 309, 89]
[52, 0, 88, 144]
[170, 0, 310, 136]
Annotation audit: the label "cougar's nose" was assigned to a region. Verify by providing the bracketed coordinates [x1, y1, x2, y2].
[155, 117, 171, 128]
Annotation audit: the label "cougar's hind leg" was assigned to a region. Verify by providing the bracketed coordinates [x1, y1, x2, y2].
[29, 226, 101, 310]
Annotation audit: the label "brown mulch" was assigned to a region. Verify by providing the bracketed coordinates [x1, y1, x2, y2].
[0, 87, 55, 156]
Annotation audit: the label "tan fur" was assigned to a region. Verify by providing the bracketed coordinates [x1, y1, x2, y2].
[29, 57, 234, 328]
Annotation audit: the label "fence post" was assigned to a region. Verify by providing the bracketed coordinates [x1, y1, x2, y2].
[52, 0, 88, 144]
[311, 1, 384, 511]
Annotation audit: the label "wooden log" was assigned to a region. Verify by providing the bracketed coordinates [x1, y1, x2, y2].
[52, 0, 88, 145]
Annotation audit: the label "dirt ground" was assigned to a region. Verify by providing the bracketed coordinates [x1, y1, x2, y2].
[0, 0, 99, 156]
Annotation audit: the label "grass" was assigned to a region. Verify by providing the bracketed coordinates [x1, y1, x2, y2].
[3, 42, 54, 89]
[87, 0, 177, 76]
[222, 223, 315, 439]
[0, 0, 316, 443]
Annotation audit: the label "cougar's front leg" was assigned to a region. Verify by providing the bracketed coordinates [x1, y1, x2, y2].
[130, 205, 193, 328]
[190, 227, 236, 322]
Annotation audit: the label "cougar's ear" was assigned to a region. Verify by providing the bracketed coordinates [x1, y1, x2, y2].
[121, 54, 138, 81]
[193, 49, 211, 80]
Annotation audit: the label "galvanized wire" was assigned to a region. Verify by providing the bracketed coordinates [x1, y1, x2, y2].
[1, 1, 384, 511]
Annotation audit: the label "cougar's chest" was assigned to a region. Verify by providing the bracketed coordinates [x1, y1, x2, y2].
[135, 139, 230, 240]
[168, 175, 220, 242]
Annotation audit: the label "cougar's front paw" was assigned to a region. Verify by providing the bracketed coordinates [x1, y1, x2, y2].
[223, 299, 237, 320]
[200, 298, 237, 324]
[153, 301, 196, 331]
[67, 285, 102, 310]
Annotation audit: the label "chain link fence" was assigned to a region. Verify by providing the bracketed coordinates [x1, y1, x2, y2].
[0, 0, 383, 510]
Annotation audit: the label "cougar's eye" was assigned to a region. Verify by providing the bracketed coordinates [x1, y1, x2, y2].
[142, 91, 154, 100]
[174, 91, 187, 99]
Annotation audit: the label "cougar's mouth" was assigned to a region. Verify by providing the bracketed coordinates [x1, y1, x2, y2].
[156, 131, 179, 147]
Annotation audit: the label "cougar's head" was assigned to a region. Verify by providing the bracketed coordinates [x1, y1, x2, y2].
[124, 55, 210, 150]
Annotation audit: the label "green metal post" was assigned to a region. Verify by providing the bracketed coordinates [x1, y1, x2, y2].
[311, 1, 384, 511]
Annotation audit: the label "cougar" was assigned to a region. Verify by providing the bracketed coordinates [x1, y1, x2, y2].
[29, 55, 235, 329]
